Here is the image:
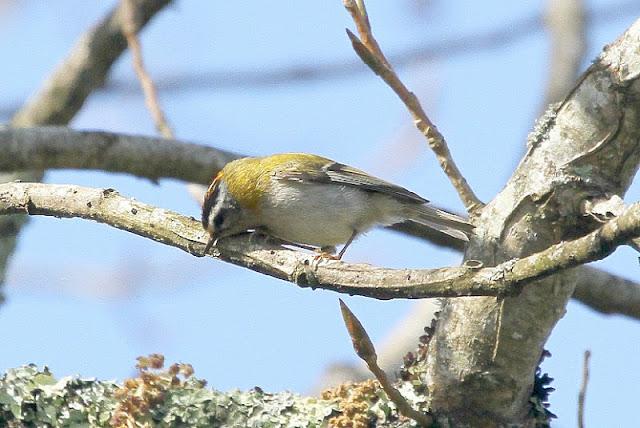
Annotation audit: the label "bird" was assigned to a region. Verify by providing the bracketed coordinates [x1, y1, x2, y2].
[202, 153, 473, 259]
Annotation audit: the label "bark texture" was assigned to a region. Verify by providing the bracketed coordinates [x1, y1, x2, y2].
[423, 19, 640, 426]
[2, 127, 639, 319]
[1, 182, 638, 302]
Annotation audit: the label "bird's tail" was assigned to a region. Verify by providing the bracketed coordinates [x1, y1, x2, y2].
[404, 204, 474, 242]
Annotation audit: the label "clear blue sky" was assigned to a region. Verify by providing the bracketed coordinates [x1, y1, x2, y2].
[1, 1, 639, 426]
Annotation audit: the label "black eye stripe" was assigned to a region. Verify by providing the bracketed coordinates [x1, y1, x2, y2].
[213, 210, 226, 228]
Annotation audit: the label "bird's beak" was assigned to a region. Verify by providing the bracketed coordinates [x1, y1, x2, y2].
[203, 233, 216, 255]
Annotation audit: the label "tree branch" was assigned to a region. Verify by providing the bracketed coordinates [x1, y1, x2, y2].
[0, 182, 638, 301]
[339, 299, 433, 426]
[0, 126, 237, 184]
[343, 0, 483, 214]
[2, 126, 639, 318]
[542, 0, 587, 108]
[11, 0, 173, 128]
[577, 349, 591, 428]
[122, 0, 175, 139]
[422, 16, 640, 425]
[0, 0, 174, 300]
[572, 266, 640, 319]
[0, 126, 471, 251]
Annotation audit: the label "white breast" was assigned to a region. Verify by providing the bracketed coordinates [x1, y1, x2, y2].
[260, 180, 402, 248]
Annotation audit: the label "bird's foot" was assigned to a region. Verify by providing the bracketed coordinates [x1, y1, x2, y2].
[313, 246, 341, 261]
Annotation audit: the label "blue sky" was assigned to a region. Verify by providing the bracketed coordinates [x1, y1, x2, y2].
[1, 1, 639, 426]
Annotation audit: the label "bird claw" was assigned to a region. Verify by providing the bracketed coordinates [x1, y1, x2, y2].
[313, 252, 340, 261]
[313, 246, 341, 261]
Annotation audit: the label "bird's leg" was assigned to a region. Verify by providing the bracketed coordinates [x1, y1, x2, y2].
[314, 231, 358, 260]
[314, 245, 338, 260]
[337, 230, 358, 260]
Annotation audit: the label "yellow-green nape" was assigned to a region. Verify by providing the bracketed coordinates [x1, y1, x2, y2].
[220, 157, 269, 212]
[221, 153, 335, 211]
[257, 153, 332, 168]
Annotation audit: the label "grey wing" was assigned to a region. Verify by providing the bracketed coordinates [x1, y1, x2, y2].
[276, 161, 428, 204]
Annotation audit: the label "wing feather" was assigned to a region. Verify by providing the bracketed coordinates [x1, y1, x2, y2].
[275, 160, 427, 204]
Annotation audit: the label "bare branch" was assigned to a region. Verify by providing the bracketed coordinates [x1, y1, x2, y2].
[577, 350, 591, 428]
[122, 0, 175, 139]
[11, 0, 173, 128]
[343, 0, 483, 214]
[339, 299, 433, 427]
[543, 0, 587, 107]
[2, 126, 639, 318]
[422, 16, 640, 424]
[310, 299, 439, 394]
[572, 267, 640, 319]
[0, 0, 173, 297]
[0, 126, 469, 251]
[1, 182, 639, 301]
[0, 127, 237, 184]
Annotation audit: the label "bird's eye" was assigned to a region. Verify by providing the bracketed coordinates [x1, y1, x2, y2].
[213, 211, 226, 230]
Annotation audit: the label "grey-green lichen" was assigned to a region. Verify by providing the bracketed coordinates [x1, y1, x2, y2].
[0, 364, 119, 427]
[526, 102, 562, 152]
[0, 363, 338, 428]
[0, 352, 440, 427]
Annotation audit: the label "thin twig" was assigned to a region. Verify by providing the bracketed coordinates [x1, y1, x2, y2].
[122, 0, 174, 139]
[577, 350, 591, 428]
[344, 0, 389, 69]
[342, 0, 483, 214]
[338, 299, 433, 426]
[12, 0, 173, 127]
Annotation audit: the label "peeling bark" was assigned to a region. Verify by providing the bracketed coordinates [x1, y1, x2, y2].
[423, 19, 640, 426]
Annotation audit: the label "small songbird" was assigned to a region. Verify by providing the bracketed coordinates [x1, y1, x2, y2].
[202, 153, 473, 259]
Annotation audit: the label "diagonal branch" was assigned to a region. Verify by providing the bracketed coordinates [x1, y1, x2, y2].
[0, 0, 173, 298]
[0, 182, 638, 300]
[343, 0, 483, 214]
[122, 0, 175, 139]
[338, 299, 433, 426]
[11, 0, 173, 128]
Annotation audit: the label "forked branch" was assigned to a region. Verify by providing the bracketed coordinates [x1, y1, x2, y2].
[343, 0, 483, 214]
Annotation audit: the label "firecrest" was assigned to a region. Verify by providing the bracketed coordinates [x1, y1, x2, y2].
[202, 153, 473, 259]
